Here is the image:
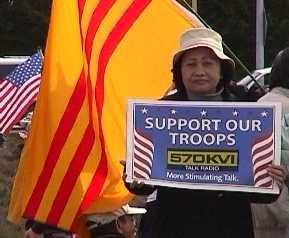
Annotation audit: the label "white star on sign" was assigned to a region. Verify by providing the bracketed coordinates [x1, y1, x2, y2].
[171, 109, 176, 114]
[142, 108, 148, 114]
[261, 111, 268, 117]
[200, 110, 207, 116]
[233, 110, 239, 116]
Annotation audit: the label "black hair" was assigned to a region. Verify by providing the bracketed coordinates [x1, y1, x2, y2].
[269, 47, 289, 90]
[172, 52, 234, 97]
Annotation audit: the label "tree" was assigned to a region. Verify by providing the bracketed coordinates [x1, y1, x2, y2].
[0, 0, 51, 56]
[198, 0, 289, 76]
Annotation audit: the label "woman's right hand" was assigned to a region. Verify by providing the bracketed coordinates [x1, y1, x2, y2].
[24, 228, 43, 238]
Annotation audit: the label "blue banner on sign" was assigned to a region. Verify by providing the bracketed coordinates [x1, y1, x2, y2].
[127, 100, 281, 193]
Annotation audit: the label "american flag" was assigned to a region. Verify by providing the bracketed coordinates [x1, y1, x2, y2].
[251, 132, 274, 188]
[133, 129, 154, 179]
[0, 52, 42, 134]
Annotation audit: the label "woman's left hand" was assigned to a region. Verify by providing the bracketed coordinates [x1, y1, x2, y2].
[267, 164, 288, 190]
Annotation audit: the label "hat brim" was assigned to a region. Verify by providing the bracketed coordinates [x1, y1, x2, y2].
[113, 205, 147, 217]
[173, 43, 235, 71]
[125, 207, 147, 215]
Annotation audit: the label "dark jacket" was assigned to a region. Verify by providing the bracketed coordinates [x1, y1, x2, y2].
[131, 90, 278, 238]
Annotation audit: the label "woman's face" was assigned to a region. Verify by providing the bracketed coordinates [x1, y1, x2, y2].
[180, 47, 221, 95]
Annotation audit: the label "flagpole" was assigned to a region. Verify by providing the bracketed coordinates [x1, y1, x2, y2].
[191, 0, 197, 11]
[181, 0, 265, 93]
[256, 0, 264, 69]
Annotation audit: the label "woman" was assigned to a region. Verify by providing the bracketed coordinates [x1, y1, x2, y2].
[252, 48, 289, 238]
[128, 28, 286, 238]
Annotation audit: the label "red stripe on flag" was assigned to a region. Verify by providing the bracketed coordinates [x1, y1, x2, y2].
[0, 82, 14, 101]
[46, 123, 95, 224]
[74, 0, 152, 218]
[78, 0, 86, 18]
[1, 82, 40, 132]
[0, 77, 40, 118]
[24, 71, 87, 218]
[2, 92, 38, 134]
[85, 0, 116, 63]
[95, 0, 151, 116]
[45, 79, 94, 224]
[44, 0, 116, 225]
[0, 87, 17, 112]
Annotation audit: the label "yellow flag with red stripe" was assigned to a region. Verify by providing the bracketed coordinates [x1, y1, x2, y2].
[8, 0, 203, 233]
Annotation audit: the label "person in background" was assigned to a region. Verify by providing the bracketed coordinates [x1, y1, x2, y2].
[24, 204, 146, 238]
[252, 47, 289, 238]
[126, 27, 287, 238]
[87, 204, 146, 238]
[24, 220, 74, 238]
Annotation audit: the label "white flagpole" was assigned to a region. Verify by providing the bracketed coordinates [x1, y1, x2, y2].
[191, 0, 197, 11]
[256, 0, 264, 70]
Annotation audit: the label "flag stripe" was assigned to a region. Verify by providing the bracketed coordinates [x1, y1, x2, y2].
[252, 133, 273, 152]
[0, 86, 17, 109]
[85, 0, 116, 63]
[0, 51, 42, 134]
[78, 0, 86, 18]
[134, 166, 150, 179]
[252, 139, 273, 158]
[134, 161, 150, 175]
[46, 123, 95, 224]
[24, 71, 87, 217]
[0, 75, 40, 116]
[254, 156, 273, 174]
[43, 0, 116, 224]
[1, 92, 38, 133]
[134, 155, 151, 174]
[0, 74, 41, 110]
[135, 132, 154, 150]
[134, 150, 152, 167]
[41, 0, 94, 222]
[253, 147, 274, 166]
[0, 81, 13, 98]
[251, 132, 273, 188]
[134, 140, 154, 160]
[75, 0, 152, 218]
[95, 0, 151, 114]
[1, 82, 40, 131]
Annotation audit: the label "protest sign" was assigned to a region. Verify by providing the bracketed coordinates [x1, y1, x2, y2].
[126, 100, 281, 194]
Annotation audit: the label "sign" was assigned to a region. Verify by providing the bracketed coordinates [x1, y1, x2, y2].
[126, 100, 282, 194]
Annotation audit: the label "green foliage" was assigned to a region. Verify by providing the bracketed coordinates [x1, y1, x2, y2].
[265, 0, 289, 63]
[198, 0, 289, 76]
[0, 0, 51, 56]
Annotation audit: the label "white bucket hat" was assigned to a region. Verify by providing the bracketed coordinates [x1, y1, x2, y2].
[113, 204, 147, 217]
[173, 27, 235, 71]
[87, 204, 147, 229]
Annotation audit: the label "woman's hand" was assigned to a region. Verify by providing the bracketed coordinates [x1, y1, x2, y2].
[24, 228, 43, 238]
[120, 160, 154, 192]
[267, 164, 288, 190]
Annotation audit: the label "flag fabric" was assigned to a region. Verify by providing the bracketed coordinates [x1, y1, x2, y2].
[0, 52, 42, 134]
[8, 0, 203, 234]
[251, 132, 274, 188]
[133, 129, 154, 179]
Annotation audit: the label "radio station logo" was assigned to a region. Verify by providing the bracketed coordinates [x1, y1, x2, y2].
[167, 149, 239, 171]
